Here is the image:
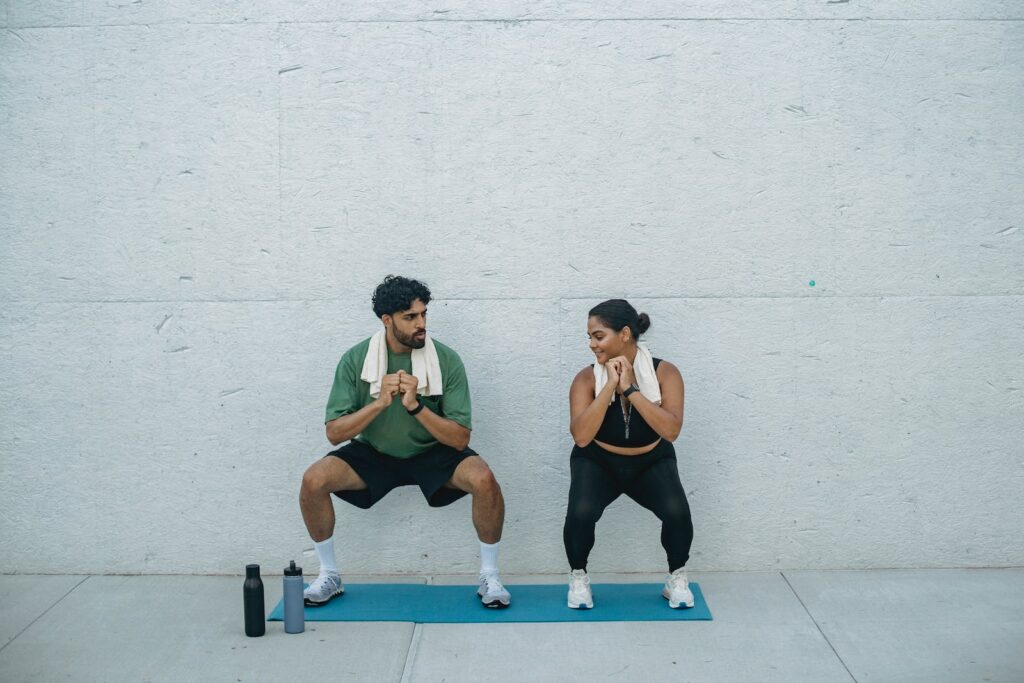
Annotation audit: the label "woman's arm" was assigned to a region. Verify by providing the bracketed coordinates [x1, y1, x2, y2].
[623, 359, 684, 441]
[569, 364, 619, 447]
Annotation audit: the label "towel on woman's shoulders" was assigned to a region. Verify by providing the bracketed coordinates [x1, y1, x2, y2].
[361, 329, 443, 398]
[593, 344, 662, 405]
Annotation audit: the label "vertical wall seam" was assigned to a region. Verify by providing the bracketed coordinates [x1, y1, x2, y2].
[276, 22, 283, 260]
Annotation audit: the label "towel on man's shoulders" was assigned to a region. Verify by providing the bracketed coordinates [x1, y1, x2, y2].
[361, 329, 443, 398]
[593, 344, 662, 405]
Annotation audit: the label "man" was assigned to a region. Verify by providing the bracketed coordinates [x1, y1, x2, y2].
[299, 275, 511, 608]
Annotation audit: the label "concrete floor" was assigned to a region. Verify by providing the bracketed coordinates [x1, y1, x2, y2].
[1, 569, 1022, 682]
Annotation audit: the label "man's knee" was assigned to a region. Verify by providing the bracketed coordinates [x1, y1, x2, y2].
[301, 464, 327, 495]
[302, 458, 349, 495]
[465, 461, 500, 496]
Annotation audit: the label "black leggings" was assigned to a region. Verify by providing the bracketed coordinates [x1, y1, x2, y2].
[563, 440, 693, 572]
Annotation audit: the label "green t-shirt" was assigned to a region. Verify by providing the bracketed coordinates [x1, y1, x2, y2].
[324, 337, 472, 458]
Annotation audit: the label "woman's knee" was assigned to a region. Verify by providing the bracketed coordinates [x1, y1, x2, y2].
[654, 498, 692, 527]
[565, 499, 603, 528]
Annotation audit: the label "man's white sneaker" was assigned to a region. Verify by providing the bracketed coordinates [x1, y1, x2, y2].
[567, 569, 593, 609]
[477, 573, 511, 609]
[662, 568, 694, 609]
[303, 572, 345, 607]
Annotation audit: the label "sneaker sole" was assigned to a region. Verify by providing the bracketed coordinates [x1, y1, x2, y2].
[477, 582, 511, 609]
[304, 588, 344, 607]
[661, 590, 694, 609]
[481, 598, 510, 609]
[567, 600, 593, 609]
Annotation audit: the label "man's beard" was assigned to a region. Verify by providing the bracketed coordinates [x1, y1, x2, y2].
[393, 327, 426, 349]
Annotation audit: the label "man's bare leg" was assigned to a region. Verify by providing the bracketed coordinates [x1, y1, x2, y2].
[448, 455, 510, 608]
[299, 456, 367, 605]
[448, 455, 504, 543]
[300, 456, 367, 541]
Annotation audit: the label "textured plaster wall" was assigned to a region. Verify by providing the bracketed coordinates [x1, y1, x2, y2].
[1, 2, 1022, 575]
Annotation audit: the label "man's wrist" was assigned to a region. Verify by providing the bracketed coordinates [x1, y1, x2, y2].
[406, 398, 425, 415]
[623, 383, 640, 399]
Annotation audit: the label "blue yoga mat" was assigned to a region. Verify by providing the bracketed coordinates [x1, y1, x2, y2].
[268, 583, 711, 623]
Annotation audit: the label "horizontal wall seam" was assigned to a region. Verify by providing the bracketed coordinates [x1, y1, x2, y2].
[6, 17, 1024, 30]
[2, 293, 1022, 305]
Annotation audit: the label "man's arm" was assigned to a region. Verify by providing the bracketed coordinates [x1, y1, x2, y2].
[325, 373, 400, 445]
[325, 401, 385, 446]
[398, 370, 471, 451]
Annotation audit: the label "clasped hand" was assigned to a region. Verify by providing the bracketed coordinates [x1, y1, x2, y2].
[376, 370, 420, 410]
[605, 356, 637, 394]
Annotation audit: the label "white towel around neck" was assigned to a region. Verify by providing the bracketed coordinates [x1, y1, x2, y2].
[593, 344, 662, 405]
[361, 329, 443, 398]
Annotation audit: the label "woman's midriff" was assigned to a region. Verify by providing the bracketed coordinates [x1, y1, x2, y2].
[593, 438, 662, 457]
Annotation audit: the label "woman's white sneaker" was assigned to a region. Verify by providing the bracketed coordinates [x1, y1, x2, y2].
[662, 568, 694, 609]
[567, 569, 593, 609]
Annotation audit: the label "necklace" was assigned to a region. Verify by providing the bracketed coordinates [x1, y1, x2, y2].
[621, 396, 632, 439]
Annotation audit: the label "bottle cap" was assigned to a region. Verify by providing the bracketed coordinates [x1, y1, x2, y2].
[245, 564, 261, 578]
[284, 560, 302, 576]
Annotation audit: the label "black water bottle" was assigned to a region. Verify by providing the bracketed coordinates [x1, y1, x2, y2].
[243, 564, 266, 637]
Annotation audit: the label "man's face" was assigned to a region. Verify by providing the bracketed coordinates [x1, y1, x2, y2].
[385, 299, 428, 350]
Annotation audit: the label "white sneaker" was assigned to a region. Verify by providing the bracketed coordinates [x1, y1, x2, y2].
[662, 568, 694, 609]
[567, 569, 593, 609]
[303, 572, 344, 606]
[477, 572, 511, 609]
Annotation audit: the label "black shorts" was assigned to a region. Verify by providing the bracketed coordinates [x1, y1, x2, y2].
[326, 440, 478, 509]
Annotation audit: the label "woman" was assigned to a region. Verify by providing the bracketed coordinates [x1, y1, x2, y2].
[563, 299, 694, 609]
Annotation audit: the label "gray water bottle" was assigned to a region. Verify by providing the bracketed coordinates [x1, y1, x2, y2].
[283, 560, 305, 634]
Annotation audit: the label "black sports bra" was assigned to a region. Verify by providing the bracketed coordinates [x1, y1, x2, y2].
[594, 357, 663, 447]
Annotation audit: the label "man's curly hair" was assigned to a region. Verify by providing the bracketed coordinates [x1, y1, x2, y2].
[371, 275, 432, 318]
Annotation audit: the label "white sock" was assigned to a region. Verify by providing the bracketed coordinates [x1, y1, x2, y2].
[314, 536, 338, 576]
[479, 541, 500, 577]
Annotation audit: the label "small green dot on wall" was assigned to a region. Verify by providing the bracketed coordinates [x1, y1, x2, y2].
[809, 280, 816, 287]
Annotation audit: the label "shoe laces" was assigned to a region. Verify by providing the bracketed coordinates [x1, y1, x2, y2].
[569, 570, 590, 591]
[312, 573, 339, 591]
[668, 569, 688, 590]
[481, 573, 504, 594]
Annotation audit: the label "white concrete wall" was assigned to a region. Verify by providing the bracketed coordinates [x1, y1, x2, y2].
[1, 2, 1022, 575]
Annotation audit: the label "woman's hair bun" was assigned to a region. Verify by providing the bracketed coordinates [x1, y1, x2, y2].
[637, 312, 651, 335]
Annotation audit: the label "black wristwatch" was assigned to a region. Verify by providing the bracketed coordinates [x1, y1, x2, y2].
[623, 384, 640, 399]
[406, 399, 425, 416]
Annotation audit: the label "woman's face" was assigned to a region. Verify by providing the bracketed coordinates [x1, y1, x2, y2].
[587, 316, 626, 364]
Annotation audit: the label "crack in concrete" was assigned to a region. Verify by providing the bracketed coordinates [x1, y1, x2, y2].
[0, 576, 90, 656]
